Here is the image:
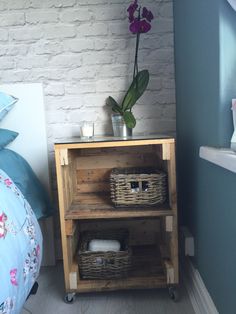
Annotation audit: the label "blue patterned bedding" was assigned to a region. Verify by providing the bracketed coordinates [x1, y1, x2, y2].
[0, 169, 42, 314]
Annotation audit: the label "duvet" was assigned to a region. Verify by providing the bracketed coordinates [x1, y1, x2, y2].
[0, 169, 42, 314]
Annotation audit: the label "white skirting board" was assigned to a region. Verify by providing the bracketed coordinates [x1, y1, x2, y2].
[183, 258, 219, 314]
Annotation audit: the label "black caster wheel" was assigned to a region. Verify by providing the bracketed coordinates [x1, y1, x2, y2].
[26, 282, 39, 300]
[168, 286, 180, 302]
[64, 293, 75, 304]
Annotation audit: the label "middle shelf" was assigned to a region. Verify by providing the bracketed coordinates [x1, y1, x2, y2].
[65, 201, 173, 220]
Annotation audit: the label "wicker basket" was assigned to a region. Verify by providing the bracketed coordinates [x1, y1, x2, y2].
[110, 167, 167, 207]
[78, 229, 132, 279]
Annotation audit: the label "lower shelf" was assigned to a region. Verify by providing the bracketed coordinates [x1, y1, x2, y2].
[76, 274, 167, 293]
[68, 245, 172, 293]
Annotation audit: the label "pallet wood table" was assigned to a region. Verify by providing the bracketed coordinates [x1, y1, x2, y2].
[54, 135, 179, 303]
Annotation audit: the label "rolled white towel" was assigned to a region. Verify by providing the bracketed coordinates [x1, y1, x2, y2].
[88, 239, 121, 252]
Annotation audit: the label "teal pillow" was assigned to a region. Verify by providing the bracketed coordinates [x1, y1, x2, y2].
[0, 149, 53, 219]
[0, 91, 18, 121]
[0, 128, 19, 150]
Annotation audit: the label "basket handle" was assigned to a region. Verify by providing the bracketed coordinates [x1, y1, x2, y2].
[95, 257, 115, 266]
[130, 180, 149, 193]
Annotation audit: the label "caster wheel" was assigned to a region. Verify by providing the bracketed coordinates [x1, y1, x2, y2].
[168, 287, 179, 302]
[64, 293, 75, 304]
[26, 282, 39, 300]
[30, 282, 39, 295]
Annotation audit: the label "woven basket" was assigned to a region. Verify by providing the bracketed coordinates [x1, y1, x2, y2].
[110, 167, 167, 207]
[78, 229, 132, 279]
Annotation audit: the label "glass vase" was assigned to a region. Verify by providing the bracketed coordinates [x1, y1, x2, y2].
[111, 114, 132, 138]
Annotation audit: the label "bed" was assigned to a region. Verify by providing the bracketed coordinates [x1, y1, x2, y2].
[0, 88, 52, 313]
[0, 83, 55, 266]
[0, 169, 42, 314]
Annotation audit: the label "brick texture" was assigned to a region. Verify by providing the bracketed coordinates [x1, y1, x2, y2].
[0, 0, 176, 206]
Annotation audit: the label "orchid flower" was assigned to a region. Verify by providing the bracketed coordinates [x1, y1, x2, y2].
[106, 1, 153, 129]
[127, 1, 154, 79]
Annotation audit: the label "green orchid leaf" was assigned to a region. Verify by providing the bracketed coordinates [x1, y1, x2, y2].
[123, 111, 136, 129]
[122, 70, 149, 111]
[106, 96, 123, 114]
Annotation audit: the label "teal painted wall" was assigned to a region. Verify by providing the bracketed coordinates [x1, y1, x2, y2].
[174, 0, 236, 313]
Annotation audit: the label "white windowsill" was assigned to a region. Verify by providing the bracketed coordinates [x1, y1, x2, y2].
[199, 146, 236, 173]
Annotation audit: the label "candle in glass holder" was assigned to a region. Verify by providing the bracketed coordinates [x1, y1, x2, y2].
[80, 122, 94, 140]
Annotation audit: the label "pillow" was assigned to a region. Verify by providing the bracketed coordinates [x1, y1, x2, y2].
[0, 91, 18, 121]
[0, 128, 19, 150]
[0, 148, 53, 219]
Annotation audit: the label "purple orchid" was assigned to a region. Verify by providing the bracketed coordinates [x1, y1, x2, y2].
[129, 18, 151, 34]
[142, 7, 154, 22]
[129, 18, 139, 33]
[127, 0, 138, 22]
[127, 1, 154, 79]
[128, 1, 153, 34]
[139, 19, 151, 33]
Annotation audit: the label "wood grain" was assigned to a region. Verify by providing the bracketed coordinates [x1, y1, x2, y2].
[74, 245, 166, 293]
[55, 137, 175, 150]
[65, 199, 173, 220]
[54, 137, 179, 295]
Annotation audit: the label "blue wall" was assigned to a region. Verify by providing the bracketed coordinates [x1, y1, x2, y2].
[174, 0, 236, 313]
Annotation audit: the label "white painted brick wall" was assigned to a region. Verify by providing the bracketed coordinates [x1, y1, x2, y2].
[0, 0, 176, 156]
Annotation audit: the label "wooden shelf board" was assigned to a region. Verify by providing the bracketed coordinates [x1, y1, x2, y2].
[55, 136, 175, 150]
[65, 200, 173, 220]
[76, 275, 167, 293]
[75, 245, 167, 293]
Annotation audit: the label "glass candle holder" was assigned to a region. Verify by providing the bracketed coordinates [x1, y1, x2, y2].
[80, 122, 94, 140]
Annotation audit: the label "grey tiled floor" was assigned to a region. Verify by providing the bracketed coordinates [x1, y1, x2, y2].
[22, 263, 195, 314]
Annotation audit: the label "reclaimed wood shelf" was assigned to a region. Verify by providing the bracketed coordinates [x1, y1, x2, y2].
[76, 274, 167, 293]
[75, 245, 167, 293]
[54, 136, 179, 298]
[65, 199, 173, 220]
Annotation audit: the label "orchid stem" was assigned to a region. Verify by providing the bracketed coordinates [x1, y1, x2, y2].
[133, 32, 140, 79]
[133, 7, 141, 80]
